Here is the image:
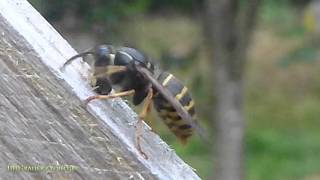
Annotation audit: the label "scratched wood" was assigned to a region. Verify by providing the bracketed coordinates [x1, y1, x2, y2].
[0, 0, 201, 180]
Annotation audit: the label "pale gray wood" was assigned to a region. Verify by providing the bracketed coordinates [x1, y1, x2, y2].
[0, 0, 201, 179]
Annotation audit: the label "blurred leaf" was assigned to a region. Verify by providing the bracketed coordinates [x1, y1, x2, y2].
[278, 46, 318, 67]
[247, 129, 320, 180]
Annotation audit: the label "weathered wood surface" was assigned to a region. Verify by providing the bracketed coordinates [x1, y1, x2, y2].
[0, 0, 201, 179]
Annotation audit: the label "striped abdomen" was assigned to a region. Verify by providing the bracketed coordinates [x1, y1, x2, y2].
[153, 72, 196, 144]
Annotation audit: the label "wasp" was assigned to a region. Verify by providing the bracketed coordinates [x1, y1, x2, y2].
[62, 45, 205, 159]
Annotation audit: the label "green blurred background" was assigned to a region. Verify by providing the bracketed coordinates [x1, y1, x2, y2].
[28, 0, 320, 179]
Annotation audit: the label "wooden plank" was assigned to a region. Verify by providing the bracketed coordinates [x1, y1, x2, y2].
[0, 0, 201, 179]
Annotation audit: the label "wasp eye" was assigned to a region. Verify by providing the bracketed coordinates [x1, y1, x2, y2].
[97, 45, 111, 57]
[94, 45, 112, 66]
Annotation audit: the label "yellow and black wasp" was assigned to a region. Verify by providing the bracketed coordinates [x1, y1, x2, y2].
[62, 44, 205, 159]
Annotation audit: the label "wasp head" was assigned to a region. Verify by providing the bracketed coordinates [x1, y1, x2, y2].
[94, 45, 114, 66]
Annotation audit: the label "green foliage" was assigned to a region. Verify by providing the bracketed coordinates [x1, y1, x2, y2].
[88, 0, 150, 23]
[29, 0, 150, 23]
[29, 0, 201, 24]
[261, 0, 293, 25]
[247, 129, 320, 180]
[278, 46, 318, 67]
[149, 0, 201, 13]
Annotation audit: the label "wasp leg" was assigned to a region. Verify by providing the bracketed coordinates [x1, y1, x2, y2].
[139, 90, 156, 133]
[106, 65, 127, 75]
[136, 88, 153, 159]
[85, 89, 135, 105]
[94, 65, 127, 79]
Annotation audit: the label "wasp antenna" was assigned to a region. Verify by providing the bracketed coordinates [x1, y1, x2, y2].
[61, 49, 94, 70]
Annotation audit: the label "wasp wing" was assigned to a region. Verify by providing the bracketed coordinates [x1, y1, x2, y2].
[136, 66, 208, 142]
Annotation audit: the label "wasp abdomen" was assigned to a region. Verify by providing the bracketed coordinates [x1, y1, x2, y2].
[153, 72, 196, 144]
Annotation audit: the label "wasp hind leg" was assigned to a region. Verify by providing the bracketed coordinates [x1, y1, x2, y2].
[84, 89, 135, 105]
[135, 88, 153, 159]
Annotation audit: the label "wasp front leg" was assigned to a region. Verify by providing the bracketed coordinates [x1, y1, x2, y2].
[85, 89, 135, 105]
[90, 76, 113, 95]
[88, 65, 130, 98]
